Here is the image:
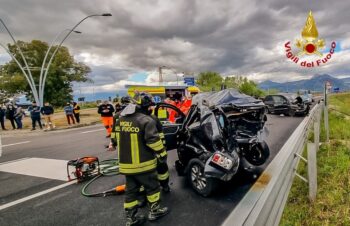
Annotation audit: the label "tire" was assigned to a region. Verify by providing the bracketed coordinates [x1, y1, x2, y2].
[187, 159, 216, 197]
[242, 141, 270, 166]
[286, 108, 295, 117]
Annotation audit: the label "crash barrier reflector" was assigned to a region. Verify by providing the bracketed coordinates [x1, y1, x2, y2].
[222, 102, 324, 226]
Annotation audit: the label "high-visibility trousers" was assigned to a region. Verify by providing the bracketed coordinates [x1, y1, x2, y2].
[101, 116, 113, 135]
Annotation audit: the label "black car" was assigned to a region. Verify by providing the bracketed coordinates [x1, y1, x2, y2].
[154, 89, 270, 196]
[263, 93, 310, 116]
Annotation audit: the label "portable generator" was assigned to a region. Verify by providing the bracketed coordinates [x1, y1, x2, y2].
[67, 156, 100, 182]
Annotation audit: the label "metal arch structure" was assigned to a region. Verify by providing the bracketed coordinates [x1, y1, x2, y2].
[39, 13, 112, 106]
[0, 19, 39, 104]
[0, 14, 112, 106]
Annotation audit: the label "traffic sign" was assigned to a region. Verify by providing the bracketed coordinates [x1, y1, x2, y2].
[184, 77, 195, 86]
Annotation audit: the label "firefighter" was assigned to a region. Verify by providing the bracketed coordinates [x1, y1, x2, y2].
[108, 96, 132, 151]
[98, 100, 115, 138]
[112, 93, 169, 225]
[150, 113, 170, 192]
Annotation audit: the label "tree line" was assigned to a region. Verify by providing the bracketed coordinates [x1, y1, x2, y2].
[196, 71, 266, 97]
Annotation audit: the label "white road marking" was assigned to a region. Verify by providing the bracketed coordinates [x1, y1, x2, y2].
[0, 158, 68, 181]
[1, 141, 31, 147]
[0, 181, 76, 211]
[81, 128, 104, 134]
[0, 157, 30, 166]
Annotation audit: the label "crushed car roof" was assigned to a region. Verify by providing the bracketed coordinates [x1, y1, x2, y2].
[192, 89, 264, 108]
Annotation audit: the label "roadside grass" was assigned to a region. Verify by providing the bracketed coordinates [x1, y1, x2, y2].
[329, 92, 350, 116]
[280, 93, 350, 226]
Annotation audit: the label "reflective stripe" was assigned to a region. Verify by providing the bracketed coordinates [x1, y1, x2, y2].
[147, 140, 164, 151]
[159, 133, 165, 139]
[111, 133, 116, 139]
[124, 200, 138, 209]
[119, 159, 157, 174]
[147, 192, 160, 203]
[116, 132, 120, 159]
[157, 171, 169, 181]
[130, 133, 140, 164]
[139, 186, 145, 192]
[157, 151, 167, 158]
[158, 109, 167, 119]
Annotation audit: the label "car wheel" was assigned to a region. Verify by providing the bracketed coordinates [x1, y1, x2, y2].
[242, 141, 270, 166]
[187, 159, 216, 197]
[287, 108, 295, 117]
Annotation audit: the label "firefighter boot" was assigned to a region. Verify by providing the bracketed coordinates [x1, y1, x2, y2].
[160, 180, 170, 193]
[148, 202, 169, 221]
[125, 208, 146, 226]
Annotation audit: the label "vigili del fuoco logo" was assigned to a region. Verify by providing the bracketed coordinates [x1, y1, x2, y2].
[284, 11, 336, 68]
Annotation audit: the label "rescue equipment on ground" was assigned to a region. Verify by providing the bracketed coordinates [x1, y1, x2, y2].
[67, 157, 125, 197]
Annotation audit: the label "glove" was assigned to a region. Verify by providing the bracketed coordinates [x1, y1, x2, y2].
[156, 150, 167, 164]
[107, 141, 116, 152]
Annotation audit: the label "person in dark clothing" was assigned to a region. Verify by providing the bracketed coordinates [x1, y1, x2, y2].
[0, 106, 7, 130]
[98, 100, 114, 138]
[73, 102, 80, 124]
[41, 102, 55, 130]
[6, 104, 16, 129]
[108, 96, 131, 151]
[64, 102, 75, 125]
[28, 102, 43, 130]
[14, 105, 24, 129]
[150, 114, 170, 193]
[111, 93, 169, 226]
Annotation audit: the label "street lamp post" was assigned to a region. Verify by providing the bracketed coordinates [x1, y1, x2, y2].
[39, 13, 112, 106]
[160, 65, 182, 85]
[1, 14, 112, 106]
[38, 29, 81, 106]
[0, 19, 39, 104]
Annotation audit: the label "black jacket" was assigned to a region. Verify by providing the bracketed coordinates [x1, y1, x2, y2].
[98, 104, 114, 117]
[6, 107, 16, 119]
[41, 106, 54, 115]
[113, 111, 165, 175]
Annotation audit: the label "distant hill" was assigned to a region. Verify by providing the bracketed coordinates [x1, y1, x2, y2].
[73, 90, 127, 102]
[258, 74, 350, 92]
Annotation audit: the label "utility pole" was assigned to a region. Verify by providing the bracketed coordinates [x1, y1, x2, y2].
[158, 66, 163, 84]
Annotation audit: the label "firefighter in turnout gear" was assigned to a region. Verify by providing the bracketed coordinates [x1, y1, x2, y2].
[112, 93, 169, 225]
[150, 114, 170, 192]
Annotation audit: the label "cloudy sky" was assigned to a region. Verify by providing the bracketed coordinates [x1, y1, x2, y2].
[1, 0, 350, 95]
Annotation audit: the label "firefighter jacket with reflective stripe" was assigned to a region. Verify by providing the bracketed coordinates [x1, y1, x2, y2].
[150, 115, 166, 148]
[113, 112, 165, 175]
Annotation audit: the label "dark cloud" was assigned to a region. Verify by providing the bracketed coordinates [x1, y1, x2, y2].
[1, 0, 350, 89]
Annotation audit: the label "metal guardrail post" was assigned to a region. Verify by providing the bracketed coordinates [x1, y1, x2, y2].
[307, 142, 317, 202]
[323, 83, 329, 143]
[324, 104, 329, 143]
[0, 134, 2, 157]
[314, 108, 321, 151]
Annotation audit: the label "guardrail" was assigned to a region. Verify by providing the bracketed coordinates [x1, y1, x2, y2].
[223, 102, 325, 226]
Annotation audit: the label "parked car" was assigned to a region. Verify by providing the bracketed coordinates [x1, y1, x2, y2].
[263, 93, 310, 116]
[154, 89, 270, 196]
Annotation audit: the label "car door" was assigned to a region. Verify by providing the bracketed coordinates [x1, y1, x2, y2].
[154, 103, 186, 151]
[263, 95, 274, 112]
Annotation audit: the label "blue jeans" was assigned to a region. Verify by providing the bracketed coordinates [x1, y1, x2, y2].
[15, 117, 23, 129]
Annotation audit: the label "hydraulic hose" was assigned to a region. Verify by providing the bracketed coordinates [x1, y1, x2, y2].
[81, 158, 126, 197]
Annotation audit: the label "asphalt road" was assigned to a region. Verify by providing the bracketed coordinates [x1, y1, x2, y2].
[0, 113, 305, 226]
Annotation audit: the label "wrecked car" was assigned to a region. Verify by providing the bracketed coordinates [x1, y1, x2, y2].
[264, 93, 310, 116]
[154, 89, 270, 196]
